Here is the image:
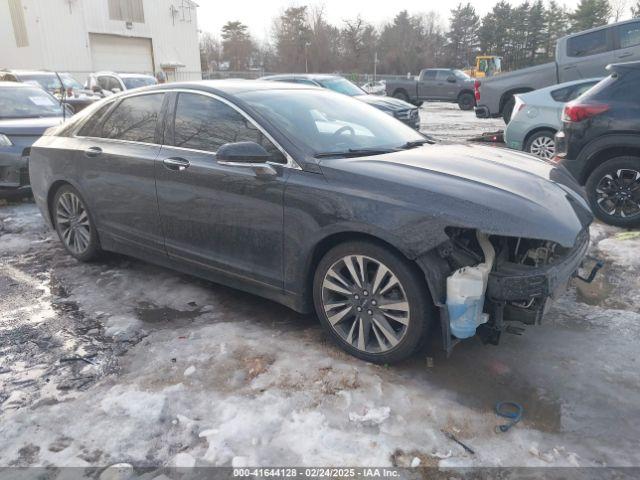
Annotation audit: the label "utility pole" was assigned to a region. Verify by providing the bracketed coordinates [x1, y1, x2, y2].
[305, 42, 311, 73]
[373, 51, 378, 82]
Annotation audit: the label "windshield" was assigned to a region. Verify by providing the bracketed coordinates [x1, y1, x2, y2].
[60, 73, 84, 90]
[317, 77, 364, 97]
[240, 89, 425, 156]
[19, 73, 61, 92]
[453, 70, 470, 80]
[0, 86, 63, 119]
[122, 76, 157, 89]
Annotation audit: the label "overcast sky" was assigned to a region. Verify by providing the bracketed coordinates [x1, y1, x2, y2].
[196, 0, 584, 42]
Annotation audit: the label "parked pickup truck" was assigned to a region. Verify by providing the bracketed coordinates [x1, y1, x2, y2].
[385, 69, 477, 110]
[475, 18, 640, 123]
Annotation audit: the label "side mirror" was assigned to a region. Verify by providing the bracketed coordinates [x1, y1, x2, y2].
[447, 76, 457, 83]
[217, 141, 271, 164]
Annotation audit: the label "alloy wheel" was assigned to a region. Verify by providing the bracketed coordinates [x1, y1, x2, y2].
[595, 168, 640, 219]
[321, 255, 410, 354]
[56, 191, 92, 255]
[529, 135, 555, 159]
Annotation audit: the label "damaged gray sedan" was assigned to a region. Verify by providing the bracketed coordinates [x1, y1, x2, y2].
[29, 81, 594, 363]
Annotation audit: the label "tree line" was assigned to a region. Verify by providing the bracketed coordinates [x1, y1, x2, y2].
[199, 0, 639, 76]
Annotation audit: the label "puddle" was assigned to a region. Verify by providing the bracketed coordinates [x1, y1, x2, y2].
[574, 261, 632, 311]
[135, 301, 202, 326]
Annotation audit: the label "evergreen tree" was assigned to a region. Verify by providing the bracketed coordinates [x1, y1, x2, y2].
[526, 0, 547, 64]
[221, 21, 254, 70]
[273, 7, 312, 72]
[569, 0, 612, 32]
[447, 3, 480, 68]
[544, 1, 570, 59]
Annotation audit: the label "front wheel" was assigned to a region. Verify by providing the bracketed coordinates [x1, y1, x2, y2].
[393, 90, 410, 102]
[313, 241, 432, 364]
[458, 92, 475, 111]
[53, 184, 102, 261]
[586, 156, 640, 228]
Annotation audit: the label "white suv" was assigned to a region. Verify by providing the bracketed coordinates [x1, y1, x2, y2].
[85, 72, 157, 97]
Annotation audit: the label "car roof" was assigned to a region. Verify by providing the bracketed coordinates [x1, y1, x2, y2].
[261, 73, 341, 81]
[141, 79, 320, 95]
[0, 80, 42, 88]
[2, 69, 57, 76]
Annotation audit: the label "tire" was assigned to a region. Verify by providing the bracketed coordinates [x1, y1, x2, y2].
[586, 156, 640, 228]
[393, 90, 410, 102]
[312, 240, 433, 364]
[53, 184, 102, 261]
[502, 97, 515, 124]
[524, 130, 556, 160]
[458, 92, 475, 111]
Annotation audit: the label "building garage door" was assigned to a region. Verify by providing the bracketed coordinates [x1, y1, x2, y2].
[89, 33, 154, 73]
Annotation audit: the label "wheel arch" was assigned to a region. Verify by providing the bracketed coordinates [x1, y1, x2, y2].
[578, 136, 640, 184]
[301, 230, 435, 313]
[457, 89, 474, 99]
[523, 126, 557, 149]
[499, 88, 533, 113]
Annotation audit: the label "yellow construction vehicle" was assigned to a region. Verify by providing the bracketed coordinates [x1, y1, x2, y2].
[464, 56, 502, 78]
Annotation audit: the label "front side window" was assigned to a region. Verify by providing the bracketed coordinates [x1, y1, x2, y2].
[567, 29, 608, 57]
[100, 93, 164, 142]
[435, 70, 451, 81]
[171, 93, 284, 162]
[618, 21, 640, 49]
[98, 76, 120, 92]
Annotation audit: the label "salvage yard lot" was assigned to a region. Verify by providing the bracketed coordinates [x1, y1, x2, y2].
[1, 104, 639, 469]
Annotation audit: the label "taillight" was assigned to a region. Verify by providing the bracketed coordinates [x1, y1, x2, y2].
[474, 80, 481, 101]
[562, 102, 609, 122]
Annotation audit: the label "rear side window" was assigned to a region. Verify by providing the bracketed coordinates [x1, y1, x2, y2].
[435, 71, 451, 81]
[581, 73, 640, 102]
[421, 70, 437, 80]
[618, 21, 640, 49]
[100, 93, 164, 143]
[551, 81, 599, 102]
[567, 29, 608, 57]
[77, 101, 115, 137]
[170, 93, 284, 162]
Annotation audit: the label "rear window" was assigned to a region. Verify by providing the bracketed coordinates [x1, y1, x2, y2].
[580, 72, 640, 102]
[618, 21, 640, 49]
[550, 81, 599, 102]
[567, 29, 608, 57]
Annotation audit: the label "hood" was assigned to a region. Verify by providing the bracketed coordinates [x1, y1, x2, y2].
[355, 94, 415, 111]
[0, 117, 63, 136]
[320, 144, 592, 247]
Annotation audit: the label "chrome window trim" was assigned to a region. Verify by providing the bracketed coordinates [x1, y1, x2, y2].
[73, 88, 301, 170]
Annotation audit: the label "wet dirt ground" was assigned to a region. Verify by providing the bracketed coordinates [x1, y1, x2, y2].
[1, 104, 639, 471]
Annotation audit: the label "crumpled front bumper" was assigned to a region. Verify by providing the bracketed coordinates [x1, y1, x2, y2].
[487, 228, 590, 303]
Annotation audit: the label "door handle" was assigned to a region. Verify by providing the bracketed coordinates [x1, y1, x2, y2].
[163, 157, 190, 171]
[84, 146, 102, 157]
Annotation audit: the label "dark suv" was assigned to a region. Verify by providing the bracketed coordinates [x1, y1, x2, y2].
[555, 61, 640, 227]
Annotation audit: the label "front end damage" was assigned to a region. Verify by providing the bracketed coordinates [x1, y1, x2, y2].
[418, 227, 595, 354]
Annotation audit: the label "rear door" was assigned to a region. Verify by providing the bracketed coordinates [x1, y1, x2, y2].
[562, 27, 616, 81]
[614, 21, 640, 63]
[75, 92, 167, 254]
[417, 70, 438, 100]
[435, 70, 457, 100]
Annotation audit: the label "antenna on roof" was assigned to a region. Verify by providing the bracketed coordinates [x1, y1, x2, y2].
[54, 71, 66, 122]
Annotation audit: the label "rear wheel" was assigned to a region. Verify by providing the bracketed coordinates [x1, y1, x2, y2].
[524, 130, 556, 159]
[586, 156, 640, 228]
[502, 97, 515, 124]
[53, 184, 101, 261]
[393, 90, 409, 102]
[458, 92, 475, 111]
[313, 241, 432, 364]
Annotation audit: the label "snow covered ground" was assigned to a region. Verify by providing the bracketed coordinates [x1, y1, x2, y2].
[1, 104, 639, 473]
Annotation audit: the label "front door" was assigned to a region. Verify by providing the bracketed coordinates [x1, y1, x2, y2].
[155, 91, 288, 289]
[76, 92, 166, 253]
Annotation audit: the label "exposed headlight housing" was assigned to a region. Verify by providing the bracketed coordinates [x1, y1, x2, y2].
[0, 134, 13, 146]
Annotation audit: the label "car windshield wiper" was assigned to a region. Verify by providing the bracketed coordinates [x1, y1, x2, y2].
[314, 147, 401, 158]
[400, 138, 434, 149]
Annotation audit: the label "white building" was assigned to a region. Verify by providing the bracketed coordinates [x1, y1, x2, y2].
[1, 0, 201, 82]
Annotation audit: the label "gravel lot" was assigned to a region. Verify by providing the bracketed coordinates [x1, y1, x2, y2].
[1, 103, 639, 472]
